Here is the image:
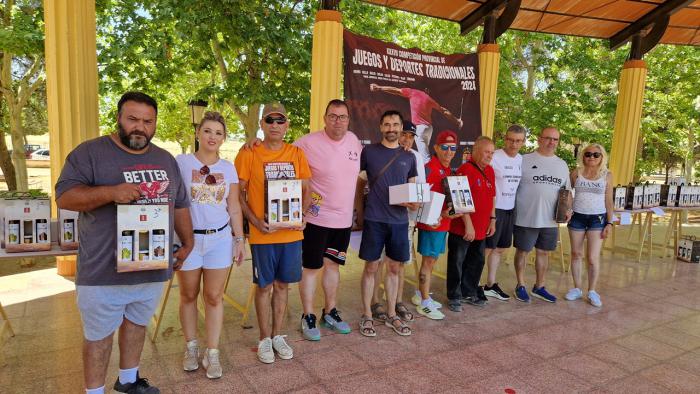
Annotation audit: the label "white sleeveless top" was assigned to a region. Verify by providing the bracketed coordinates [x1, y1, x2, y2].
[573, 171, 607, 215]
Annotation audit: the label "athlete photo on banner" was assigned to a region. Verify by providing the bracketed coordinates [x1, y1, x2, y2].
[343, 29, 481, 168]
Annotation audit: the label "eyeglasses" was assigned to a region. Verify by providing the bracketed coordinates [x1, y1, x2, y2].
[505, 138, 524, 144]
[326, 114, 349, 122]
[264, 116, 287, 125]
[439, 144, 457, 151]
[199, 165, 217, 185]
[584, 152, 602, 158]
[540, 136, 559, 142]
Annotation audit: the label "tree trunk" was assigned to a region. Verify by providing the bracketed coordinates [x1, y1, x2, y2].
[0, 130, 17, 190]
[9, 109, 28, 191]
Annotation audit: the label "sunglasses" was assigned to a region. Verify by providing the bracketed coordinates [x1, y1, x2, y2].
[199, 165, 217, 185]
[584, 152, 602, 158]
[439, 144, 457, 152]
[264, 116, 287, 125]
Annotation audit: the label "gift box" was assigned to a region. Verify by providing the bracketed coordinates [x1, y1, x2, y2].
[116, 204, 169, 272]
[692, 185, 700, 207]
[3, 196, 51, 253]
[679, 184, 692, 207]
[442, 176, 475, 214]
[415, 191, 445, 226]
[666, 184, 679, 207]
[389, 183, 431, 205]
[625, 183, 644, 210]
[58, 209, 79, 250]
[677, 236, 700, 263]
[555, 186, 572, 223]
[265, 179, 303, 230]
[642, 183, 661, 208]
[613, 185, 627, 211]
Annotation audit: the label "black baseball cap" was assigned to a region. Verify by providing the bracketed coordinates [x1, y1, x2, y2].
[402, 120, 417, 135]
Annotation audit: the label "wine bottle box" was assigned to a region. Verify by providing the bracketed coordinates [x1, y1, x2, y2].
[3, 198, 51, 253]
[265, 179, 303, 230]
[116, 204, 169, 272]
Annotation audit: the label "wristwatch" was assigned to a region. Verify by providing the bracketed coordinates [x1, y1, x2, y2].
[234, 236, 245, 243]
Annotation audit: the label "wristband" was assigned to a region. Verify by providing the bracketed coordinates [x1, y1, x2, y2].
[490, 216, 497, 220]
[234, 236, 245, 242]
[604, 222, 613, 227]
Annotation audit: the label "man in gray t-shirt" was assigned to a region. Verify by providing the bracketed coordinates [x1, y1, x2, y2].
[55, 92, 193, 394]
[512, 127, 572, 305]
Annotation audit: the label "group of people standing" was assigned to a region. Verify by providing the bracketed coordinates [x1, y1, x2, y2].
[56, 91, 614, 394]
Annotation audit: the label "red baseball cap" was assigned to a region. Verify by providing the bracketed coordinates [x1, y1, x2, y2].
[436, 130, 458, 144]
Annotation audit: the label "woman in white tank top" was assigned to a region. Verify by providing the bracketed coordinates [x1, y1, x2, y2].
[565, 143, 614, 307]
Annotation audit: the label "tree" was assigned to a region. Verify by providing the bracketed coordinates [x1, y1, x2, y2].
[0, 0, 44, 191]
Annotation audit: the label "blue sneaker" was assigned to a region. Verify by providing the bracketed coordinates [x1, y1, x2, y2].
[532, 285, 557, 303]
[321, 308, 351, 334]
[301, 314, 321, 341]
[514, 285, 530, 303]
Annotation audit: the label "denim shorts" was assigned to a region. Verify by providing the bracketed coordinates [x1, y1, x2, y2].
[568, 212, 606, 232]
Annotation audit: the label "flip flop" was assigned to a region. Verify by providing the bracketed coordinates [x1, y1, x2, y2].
[371, 303, 388, 323]
[359, 315, 376, 337]
[385, 315, 411, 336]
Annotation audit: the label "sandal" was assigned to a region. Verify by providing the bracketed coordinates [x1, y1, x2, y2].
[359, 315, 376, 337]
[395, 302, 414, 322]
[371, 303, 388, 323]
[385, 315, 411, 336]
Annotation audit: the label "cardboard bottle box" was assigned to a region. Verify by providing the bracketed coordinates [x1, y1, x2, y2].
[677, 236, 700, 263]
[642, 183, 661, 208]
[3, 197, 52, 253]
[442, 176, 475, 214]
[116, 204, 169, 272]
[58, 209, 80, 250]
[625, 184, 644, 210]
[265, 179, 303, 230]
[555, 186, 572, 223]
[613, 185, 627, 211]
[389, 183, 432, 205]
[414, 191, 445, 226]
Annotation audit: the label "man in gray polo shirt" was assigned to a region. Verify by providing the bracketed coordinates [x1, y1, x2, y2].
[56, 92, 193, 394]
[513, 126, 571, 304]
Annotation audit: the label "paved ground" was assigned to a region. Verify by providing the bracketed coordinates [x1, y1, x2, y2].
[2, 225, 700, 393]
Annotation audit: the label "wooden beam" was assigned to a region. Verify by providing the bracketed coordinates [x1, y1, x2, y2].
[461, 0, 508, 36]
[609, 0, 693, 50]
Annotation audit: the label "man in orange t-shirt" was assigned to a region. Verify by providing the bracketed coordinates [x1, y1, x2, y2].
[234, 103, 311, 364]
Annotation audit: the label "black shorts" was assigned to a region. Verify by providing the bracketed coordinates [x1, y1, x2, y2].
[302, 222, 352, 269]
[485, 208, 515, 249]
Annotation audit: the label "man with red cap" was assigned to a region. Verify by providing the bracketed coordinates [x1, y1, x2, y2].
[412, 130, 463, 320]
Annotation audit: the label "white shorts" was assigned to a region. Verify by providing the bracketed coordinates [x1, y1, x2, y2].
[180, 229, 233, 271]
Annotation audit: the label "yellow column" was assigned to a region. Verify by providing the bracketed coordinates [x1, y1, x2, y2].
[44, 0, 100, 276]
[477, 44, 500, 138]
[309, 10, 343, 133]
[609, 60, 647, 185]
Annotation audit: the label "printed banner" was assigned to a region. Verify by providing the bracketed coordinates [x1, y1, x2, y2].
[344, 30, 481, 167]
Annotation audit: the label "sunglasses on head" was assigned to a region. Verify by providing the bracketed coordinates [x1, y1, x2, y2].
[439, 144, 457, 152]
[199, 165, 217, 185]
[264, 116, 287, 125]
[584, 152, 602, 158]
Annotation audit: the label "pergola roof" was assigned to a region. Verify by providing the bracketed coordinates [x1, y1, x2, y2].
[362, 0, 700, 47]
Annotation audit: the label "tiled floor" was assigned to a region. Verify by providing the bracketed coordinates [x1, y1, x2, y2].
[1, 225, 700, 393]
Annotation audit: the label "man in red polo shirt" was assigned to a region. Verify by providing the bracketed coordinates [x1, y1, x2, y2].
[413, 130, 463, 320]
[446, 136, 496, 312]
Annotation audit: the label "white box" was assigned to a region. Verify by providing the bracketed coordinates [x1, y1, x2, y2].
[266, 179, 303, 230]
[116, 204, 169, 272]
[679, 185, 692, 207]
[59, 209, 79, 250]
[389, 183, 431, 205]
[415, 191, 445, 226]
[613, 186, 627, 211]
[666, 185, 678, 207]
[443, 176, 475, 213]
[3, 198, 51, 253]
[643, 184, 660, 208]
[632, 185, 644, 210]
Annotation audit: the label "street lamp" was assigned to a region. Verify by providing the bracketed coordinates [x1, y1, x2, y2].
[188, 99, 208, 151]
[572, 136, 581, 159]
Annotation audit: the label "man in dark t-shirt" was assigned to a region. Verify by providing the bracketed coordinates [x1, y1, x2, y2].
[356, 110, 417, 338]
[55, 92, 193, 394]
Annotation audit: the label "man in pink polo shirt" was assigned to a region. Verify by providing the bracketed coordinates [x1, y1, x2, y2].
[370, 84, 463, 163]
[293, 99, 362, 341]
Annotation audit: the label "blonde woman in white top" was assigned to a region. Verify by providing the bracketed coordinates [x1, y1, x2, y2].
[565, 143, 613, 307]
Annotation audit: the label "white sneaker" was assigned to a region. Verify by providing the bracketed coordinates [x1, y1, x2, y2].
[272, 335, 293, 360]
[416, 304, 445, 320]
[412, 292, 443, 309]
[257, 337, 274, 364]
[182, 340, 199, 371]
[588, 290, 603, 307]
[202, 348, 222, 379]
[565, 288, 583, 301]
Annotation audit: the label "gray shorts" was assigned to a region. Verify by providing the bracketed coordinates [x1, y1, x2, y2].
[513, 225, 558, 252]
[76, 282, 165, 341]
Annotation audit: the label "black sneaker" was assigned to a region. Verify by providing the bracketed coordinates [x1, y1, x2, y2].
[483, 283, 511, 301]
[113, 375, 160, 394]
[460, 296, 486, 307]
[477, 286, 488, 303]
